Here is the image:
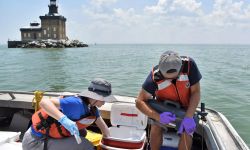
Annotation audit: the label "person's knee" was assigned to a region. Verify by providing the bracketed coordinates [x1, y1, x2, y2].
[151, 125, 163, 135]
[22, 130, 43, 150]
[150, 125, 163, 150]
[178, 132, 193, 150]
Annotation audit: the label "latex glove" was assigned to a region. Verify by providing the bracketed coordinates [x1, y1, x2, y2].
[58, 115, 79, 136]
[159, 112, 176, 124]
[178, 117, 196, 136]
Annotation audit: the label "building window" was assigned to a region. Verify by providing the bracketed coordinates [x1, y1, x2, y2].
[38, 33, 41, 37]
[54, 34, 57, 38]
[44, 30, 46, 35]
[28, 33, 30, 37]
[48, 34, 50, 38]
[47, 27, 50, 31]
[53, 27, 56, 32]
[24, 33, 26, 37]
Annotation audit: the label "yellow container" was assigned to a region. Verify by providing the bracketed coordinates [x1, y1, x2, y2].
[85, 130, 103, 149]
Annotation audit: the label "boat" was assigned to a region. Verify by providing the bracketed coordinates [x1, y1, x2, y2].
[0, 90, 249, 150]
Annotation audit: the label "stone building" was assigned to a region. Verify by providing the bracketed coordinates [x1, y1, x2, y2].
[20, 0, 66, 42]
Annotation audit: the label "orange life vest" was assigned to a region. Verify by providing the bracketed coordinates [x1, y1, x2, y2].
[152, 56, 191, 108]
[31, 104, 97, 139]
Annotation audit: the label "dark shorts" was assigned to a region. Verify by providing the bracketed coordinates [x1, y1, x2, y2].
[22, 128, 94, 150]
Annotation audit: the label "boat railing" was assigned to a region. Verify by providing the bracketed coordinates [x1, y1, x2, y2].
[0, 90, 79, 100]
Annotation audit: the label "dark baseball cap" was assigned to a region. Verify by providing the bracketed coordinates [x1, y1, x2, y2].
[159, 51, 182, 75]
[79, 78, 116, 102]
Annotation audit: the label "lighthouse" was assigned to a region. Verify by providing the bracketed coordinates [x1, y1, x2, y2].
[9, 0, 87, 48]
[48, 0, 58, 15]
[20, 0, 67, 41]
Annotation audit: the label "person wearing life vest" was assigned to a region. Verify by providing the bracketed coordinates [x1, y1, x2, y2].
[136, 51, 202, 150]
[22, 78, 116, 150]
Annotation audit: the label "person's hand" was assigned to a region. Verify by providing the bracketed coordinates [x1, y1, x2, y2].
[159, 112, 176, 124]
[178, 117, 196, 136]
[58, 115, 79, 136]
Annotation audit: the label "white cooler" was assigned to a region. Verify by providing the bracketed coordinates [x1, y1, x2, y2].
[100, 103, 148, 150]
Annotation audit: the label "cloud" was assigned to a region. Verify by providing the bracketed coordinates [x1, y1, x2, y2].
[90, 0, 117, 8]
[144, 0, 169, 14]
[144, 0, 202, 16]
[143, 0, 250, 28]
[75, 0, 250, 44]
[171, 0, 202, 14]
[82, 0, 250, 28]
[202, 0, 250, 27]
[113, 8, 142, 26]
[83, 7, 113, 22]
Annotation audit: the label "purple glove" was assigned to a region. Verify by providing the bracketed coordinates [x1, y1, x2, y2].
[178, 117, 196, 136]
[159, 112, 176, 124]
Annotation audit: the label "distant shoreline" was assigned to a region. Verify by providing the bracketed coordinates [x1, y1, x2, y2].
[7, 39, 88, 48]
[2, 43, 250, 47]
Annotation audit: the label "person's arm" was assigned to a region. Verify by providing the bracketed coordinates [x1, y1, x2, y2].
[185, 82, 201, 117]
[95, 116, 110, 137]
[40, 97, 80, 136]
[185, 58, 202, 117]
[39, 97, 64, 120]
[136, 88, 160, 122]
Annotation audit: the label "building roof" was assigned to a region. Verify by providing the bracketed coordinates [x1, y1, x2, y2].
[39, 15, 66, 21]
[20, 25, 42, 31]
[45, 13, 60, 16]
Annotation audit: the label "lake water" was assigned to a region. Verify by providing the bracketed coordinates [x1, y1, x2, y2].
[0, 44, 250, 146]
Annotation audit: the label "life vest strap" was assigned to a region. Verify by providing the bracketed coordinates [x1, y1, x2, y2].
[44, 128, 49, 150]
[36, 112, 56, 130]
[55, 121, 68, 137]
[36, 112, 49, 130]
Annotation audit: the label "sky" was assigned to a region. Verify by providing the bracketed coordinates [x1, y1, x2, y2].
[1, 0, 250, 44]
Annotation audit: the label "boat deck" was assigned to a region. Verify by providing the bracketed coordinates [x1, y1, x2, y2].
[0, 91, 249, 150]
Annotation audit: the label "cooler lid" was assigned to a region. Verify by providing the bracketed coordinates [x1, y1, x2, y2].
[111, 103, 148, 130]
